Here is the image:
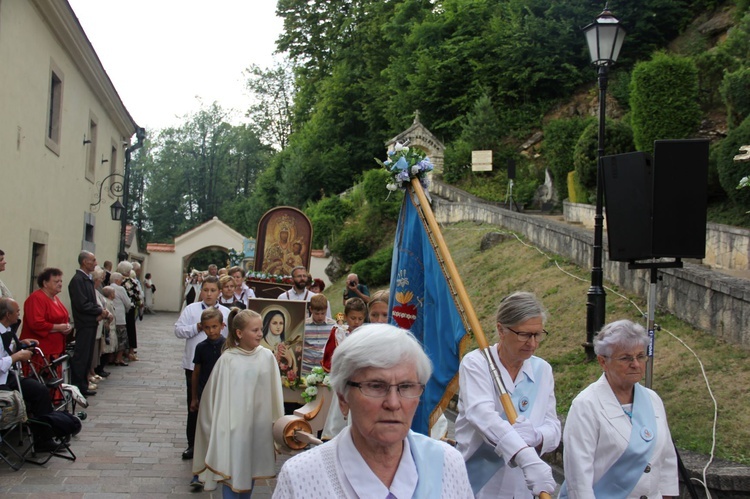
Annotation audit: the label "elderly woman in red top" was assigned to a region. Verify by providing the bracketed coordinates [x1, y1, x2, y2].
[20, 267, 73, 368]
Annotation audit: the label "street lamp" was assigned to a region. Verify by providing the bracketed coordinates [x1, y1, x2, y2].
[582, 5, 625, 359]
[110, 200, 125, 221]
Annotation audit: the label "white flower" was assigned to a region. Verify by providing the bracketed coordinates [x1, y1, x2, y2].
[305, 386, 318, 397]
[394, 142, 404, 152]
[411, 165, 420, 175]
[386, 183, 398, 191]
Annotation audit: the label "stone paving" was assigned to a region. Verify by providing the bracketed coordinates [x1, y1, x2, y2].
[0, 312, 288, 497]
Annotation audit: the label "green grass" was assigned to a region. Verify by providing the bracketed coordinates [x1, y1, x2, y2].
[323, 221, 750, 464]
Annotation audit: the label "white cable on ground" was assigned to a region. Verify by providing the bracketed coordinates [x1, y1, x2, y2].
[444, 224, 720, 493]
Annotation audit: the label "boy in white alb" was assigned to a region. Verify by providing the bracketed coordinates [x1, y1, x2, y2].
[174, 276, 230, 461]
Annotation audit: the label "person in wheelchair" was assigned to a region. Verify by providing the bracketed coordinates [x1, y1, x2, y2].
[0, 297, 58, 452]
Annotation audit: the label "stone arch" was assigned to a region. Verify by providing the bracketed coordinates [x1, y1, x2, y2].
[146, 217, 252, 311]
[385, 111, 445, 173]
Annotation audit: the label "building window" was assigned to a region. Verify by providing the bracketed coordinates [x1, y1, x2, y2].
[45, 61, 64, 155]
[82, 213, 96, 253]
[86, 115, 98, 182]
[29, 243, 47, 294]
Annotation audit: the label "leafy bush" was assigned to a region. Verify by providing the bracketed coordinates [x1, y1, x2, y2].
[720, 67, 750, 129]
[362, 168, 402, 220]
[330, 221, 376, 264]
[717, 115, 750, 209]
[630, 52, 701, 153]
[609, 70, 631, 109]
[443, 140, 473, 183]
[573, 119, 634, 194]
[694, 49, 740, 109]
[305, 196, 353, 248]
[543, 117, 594, 202]
[350, 246, 393, 287]
[567, 171, 588, 204]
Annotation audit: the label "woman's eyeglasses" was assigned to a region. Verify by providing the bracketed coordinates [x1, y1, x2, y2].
[607, 353, 648, 364]
[346, 381, 425, 398]
[505, 326, 549, 343]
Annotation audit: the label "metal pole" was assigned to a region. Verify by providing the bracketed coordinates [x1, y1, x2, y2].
[585, 64, 608, 360]
[645, 267, 657, 388]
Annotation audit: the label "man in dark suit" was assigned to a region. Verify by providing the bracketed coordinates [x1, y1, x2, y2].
[68, 251, 105, 396]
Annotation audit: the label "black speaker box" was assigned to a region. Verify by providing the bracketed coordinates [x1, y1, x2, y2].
[601, 139, 709, 262]
[507, 159, 516, 180]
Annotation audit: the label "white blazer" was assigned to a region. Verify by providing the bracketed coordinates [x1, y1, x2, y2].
[562, 374, 679, 498]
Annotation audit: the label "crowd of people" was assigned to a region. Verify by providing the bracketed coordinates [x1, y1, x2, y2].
[174, 261, 678, 498]
[0, 249, 150, 452]
[1, 247, 680, 498]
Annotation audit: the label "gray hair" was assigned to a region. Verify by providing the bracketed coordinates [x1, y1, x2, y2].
[110, 272, 123, 283]
[594, 319, 649, 357]
[0, 297, 18, 320]
[101, 286, 115, 299]
[496, 291, 547, 327]
[78, 251, 94, 265]
[131, 261, 141, 270]
[116, 261, 133, 274]
[92, 266, 106, 282]
[330, 324, 433, 395]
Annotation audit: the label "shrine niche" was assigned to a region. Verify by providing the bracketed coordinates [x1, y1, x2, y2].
[386, 110, 445, 174]
[254, 207, 313, 276]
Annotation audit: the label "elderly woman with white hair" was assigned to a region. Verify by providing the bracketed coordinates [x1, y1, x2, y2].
[560, 319, 678, 498]
[273, 324, 473, 498]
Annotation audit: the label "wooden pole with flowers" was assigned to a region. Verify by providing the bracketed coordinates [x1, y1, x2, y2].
[380, 142, 552, 499]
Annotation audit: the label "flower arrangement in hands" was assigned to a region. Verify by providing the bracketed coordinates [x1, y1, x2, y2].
[300, 366, 331, 404]
[375, 140, 434, 192]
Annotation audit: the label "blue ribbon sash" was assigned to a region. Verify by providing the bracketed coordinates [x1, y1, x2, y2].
[409, 431, 445, 498]
[465, 356, 543, 494]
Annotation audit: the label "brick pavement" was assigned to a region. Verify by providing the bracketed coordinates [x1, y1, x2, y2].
[0, 312, 289, 498]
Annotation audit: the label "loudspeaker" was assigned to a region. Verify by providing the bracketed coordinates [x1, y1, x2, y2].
[601, 139, 709, 262]
[651, 139, 709, 259]
[601, 152, 654, 261]
[507, 159, 516, 180]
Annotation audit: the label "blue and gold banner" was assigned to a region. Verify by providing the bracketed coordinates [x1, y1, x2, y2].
[389, 184, 470, 435]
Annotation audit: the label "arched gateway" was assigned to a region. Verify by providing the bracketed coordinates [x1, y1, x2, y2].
[146, 217, 254, 311]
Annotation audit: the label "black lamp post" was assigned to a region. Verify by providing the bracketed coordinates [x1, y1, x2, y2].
[582, 6, 625, 359]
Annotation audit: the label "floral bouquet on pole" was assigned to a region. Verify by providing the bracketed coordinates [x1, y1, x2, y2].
[375, 140, 434, 192]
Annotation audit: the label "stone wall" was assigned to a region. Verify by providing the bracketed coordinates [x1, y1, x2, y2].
[431, 181, 750, 348]
[563, 202, 750, 271]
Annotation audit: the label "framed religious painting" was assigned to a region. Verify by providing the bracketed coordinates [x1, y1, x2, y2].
[247, 298, 307, 399]
[253, 207, 313, 277]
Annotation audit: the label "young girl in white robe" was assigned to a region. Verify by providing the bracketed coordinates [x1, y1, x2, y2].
[193, 308, 284, 498]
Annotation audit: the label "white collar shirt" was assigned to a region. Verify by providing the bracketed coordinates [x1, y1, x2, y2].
[0, 323, 14, 384]
[338, 426, 417, 499]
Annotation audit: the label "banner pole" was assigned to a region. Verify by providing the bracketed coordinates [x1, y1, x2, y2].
[409, 178, 551, 499]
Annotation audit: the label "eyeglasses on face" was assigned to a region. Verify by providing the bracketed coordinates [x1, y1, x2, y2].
[505, 326, 549, 343]
[607, 353, 648, 364]
[346, 380, 425, 399]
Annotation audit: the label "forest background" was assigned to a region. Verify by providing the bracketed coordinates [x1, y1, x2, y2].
[129, 0, 750, 265]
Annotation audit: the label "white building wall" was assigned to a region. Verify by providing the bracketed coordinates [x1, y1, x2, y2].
[0, 0, 137, 308]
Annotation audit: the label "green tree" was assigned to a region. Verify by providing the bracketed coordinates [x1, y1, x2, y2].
[543, 117, 594, 202]
[573, 119, 634, 197]
[244, 61, 296, 149]
[630, 52, 701, 153]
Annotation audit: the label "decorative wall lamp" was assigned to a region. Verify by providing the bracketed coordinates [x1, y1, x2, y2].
[90, 172, 126, 221]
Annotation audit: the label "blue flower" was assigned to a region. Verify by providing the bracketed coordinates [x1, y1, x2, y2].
[396, 170, 410, 182]
[394, 156, 409, 171]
